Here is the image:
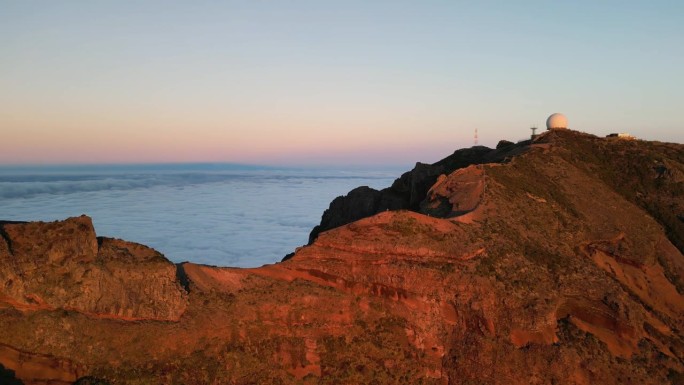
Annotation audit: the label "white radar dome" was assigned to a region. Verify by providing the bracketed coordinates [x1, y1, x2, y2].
[546, 113, 568, 130]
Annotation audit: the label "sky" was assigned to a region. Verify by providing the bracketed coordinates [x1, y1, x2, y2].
[1, 1, 683, 166]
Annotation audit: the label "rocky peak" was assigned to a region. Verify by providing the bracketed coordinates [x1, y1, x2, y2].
[307, 140, 532, 245]
[0, 216, 187, 321]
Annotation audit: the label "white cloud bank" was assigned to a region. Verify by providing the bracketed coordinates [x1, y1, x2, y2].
[0, 166, 398, 267]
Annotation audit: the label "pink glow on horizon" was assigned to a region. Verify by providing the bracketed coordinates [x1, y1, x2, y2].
[0, 118, 480, 165]
[0, 128, 473, 166]
[1, 109, 481, 165]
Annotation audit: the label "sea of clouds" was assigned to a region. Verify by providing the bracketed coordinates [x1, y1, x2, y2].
[0, 164, 400, 267]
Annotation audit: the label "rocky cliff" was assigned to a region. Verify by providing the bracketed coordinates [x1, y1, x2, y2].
[306, 139, 530, 244]
[0, 129, 682, 385]
[0, 215, 187, 322]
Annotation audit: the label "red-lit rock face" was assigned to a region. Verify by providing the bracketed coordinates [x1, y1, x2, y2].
[0, 216, 187, 321]
[0, 130, 682, 384]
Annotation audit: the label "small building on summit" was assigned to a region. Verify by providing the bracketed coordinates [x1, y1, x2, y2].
[546, 113, 568, 130]
[607, 133, 636, 140]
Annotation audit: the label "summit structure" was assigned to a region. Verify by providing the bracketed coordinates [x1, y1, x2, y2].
[546, 113, 568, 129]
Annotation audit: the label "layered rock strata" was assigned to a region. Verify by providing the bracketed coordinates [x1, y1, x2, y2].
[0, 129, 682, 384]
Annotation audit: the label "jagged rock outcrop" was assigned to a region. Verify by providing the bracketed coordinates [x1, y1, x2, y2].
[307, 142, 531, 244]
[307, 186, 405, 244]
[0, 129, 682, 384]
[0, 216, 187, 321]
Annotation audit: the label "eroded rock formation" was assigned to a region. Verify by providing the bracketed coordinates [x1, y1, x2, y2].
[0, 216, 187, 321]
[0, 129, 683, 384]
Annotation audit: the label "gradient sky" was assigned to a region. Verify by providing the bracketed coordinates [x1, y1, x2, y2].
[1, 1, 682, 166]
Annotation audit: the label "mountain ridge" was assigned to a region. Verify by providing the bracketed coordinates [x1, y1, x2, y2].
[0, 129, 682, 384]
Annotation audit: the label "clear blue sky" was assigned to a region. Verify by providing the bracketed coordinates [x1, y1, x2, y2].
[1, 1, 682, 165]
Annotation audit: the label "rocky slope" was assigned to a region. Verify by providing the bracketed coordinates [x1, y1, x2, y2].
[0, 129, 682, 385]
[306, 139, 530, 244]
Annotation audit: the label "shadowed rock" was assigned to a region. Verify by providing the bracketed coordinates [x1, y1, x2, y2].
[73, 376, 111, 385]
[0, 363, 24, 385]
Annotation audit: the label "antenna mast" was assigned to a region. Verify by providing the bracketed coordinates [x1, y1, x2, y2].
[530, 125, 538, 140]
[474, 128, 478, 146]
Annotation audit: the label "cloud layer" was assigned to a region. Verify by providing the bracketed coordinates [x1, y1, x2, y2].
[1, 165, 397, 267]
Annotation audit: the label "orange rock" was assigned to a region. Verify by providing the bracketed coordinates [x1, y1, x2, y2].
[0, 130, 683, 384]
